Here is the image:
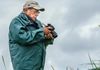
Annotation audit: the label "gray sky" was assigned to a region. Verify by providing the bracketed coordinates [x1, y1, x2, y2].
[0, 0, 100, 70]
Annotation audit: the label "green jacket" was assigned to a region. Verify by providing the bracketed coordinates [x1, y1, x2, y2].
[9, 12, 53, 70]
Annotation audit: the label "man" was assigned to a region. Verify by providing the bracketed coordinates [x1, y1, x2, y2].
[9, 0, 57, 70]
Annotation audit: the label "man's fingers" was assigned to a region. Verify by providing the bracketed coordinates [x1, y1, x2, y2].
[45, 33, 53, 39]
[44, 27, 51, 35]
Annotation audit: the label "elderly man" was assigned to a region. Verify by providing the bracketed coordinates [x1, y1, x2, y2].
[9, 0, 57, 70]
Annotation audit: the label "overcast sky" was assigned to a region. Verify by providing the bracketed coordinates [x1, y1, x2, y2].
[0, 0, 100, 70]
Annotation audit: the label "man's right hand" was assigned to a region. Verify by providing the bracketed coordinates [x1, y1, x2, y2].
[43, 27, 51, 35]
[43, 27, 53, 39]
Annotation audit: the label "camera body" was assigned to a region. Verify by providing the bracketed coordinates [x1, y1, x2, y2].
[46, 24, 58, 38]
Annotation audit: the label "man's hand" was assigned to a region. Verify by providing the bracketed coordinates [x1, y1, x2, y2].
[43, 27, 53, 39]
[45, 33, 53, 39]
[43, 27, 51, 35]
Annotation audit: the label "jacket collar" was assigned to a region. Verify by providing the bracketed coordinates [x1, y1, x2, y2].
[18, 12, 38, 25]
[18, 12, 39, 29]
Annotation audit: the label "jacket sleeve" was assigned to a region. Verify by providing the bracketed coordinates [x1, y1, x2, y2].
[9, 19, 45, 45]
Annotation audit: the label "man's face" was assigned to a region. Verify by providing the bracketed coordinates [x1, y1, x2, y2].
[26, 8, 40, 20]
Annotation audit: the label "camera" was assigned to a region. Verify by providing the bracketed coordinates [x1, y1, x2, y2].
[46, 24, 58, 38]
